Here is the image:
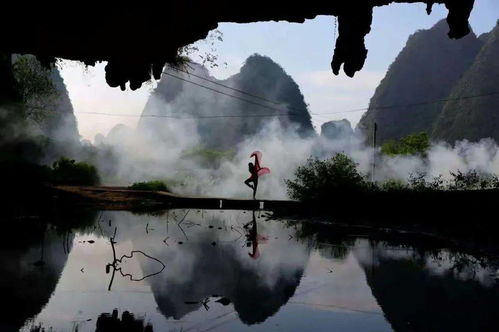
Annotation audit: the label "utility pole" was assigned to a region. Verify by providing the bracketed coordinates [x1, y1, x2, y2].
[372, 122, 377, 183]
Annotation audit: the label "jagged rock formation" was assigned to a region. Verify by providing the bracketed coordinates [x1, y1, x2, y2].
[139, 54, 314, 149]
[321, 119, 354, 140]
[432, 21, 499, 142]
[0, 1, 475, 89]
[357, 19, 483, 143]
[45, 69, 79, 145]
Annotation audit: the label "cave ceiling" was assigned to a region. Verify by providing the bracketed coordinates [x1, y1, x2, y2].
[1, 1, 474, 90]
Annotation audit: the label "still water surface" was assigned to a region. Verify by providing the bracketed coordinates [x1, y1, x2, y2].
[3, 209, 499, 331]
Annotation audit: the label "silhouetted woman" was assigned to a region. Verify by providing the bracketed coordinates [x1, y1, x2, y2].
[244, 151, 270, 200]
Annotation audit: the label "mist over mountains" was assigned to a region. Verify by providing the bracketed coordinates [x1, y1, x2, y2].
[358, 19, 499, 144]
[138, 54, 315, 150]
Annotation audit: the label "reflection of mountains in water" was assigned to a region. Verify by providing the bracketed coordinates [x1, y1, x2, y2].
[357, 247, 499, 332]
[0, 222, 73, 331]
[122, 209, 310, 325]
[150, 242, 305, 324]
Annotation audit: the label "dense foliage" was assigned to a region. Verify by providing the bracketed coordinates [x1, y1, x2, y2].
[51, 157, 99, 186]
[286, 153, 499, 202]
[285, 153, 368, 201]
[13, 55, 59, 122]
[404, 170, 499, 191]
[129, 180, 169, 191]
[381, 132, 430, 156]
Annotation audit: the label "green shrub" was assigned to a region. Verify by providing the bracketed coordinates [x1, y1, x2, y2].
[285, 153, 368, 201]
[381, 132, 430, 156]
[51, 157, 99, 186]
[406, 172, 445, 191]
[406, 170, 499, 191]
[380, 179, 409, 191]
[129, 180, 169, 191]
[449, 170, 499, 190]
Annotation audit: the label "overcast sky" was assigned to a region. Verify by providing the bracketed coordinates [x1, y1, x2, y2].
[59, 1, 499, 141]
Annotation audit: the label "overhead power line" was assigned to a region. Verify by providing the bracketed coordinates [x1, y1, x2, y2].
[161, 71, 308, 117]
[316, 91, 499, 115]
[164, 67, 499, 117]
[25, 66, 499, 121]
[75, 86, 499, 119]
[75, 111, 298, 119]
[167, 65, 285, 106]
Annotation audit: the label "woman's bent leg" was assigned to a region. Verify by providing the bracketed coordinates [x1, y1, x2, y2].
[244, 178, 254, 189]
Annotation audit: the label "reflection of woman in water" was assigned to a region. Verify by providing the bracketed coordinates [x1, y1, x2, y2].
[244, 151, 270, 200]
[244, 210, 267, 259]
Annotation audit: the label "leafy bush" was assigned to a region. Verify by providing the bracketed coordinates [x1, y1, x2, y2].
[51, 157, 99, 186]
[381, 132, 430, 156]
[407, 172, 444, 191]
[380, 179, 409, 191]
[285, 152, 499, 202]
[448, 170, 499, 190]
[404, 170, 499, 191]
[285, 153, 368, 201]
[129, 180, 169, 191]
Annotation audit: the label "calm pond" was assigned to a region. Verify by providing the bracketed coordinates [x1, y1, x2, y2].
[4, 209, 499, 331]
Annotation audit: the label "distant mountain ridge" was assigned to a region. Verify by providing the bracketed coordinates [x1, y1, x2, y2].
[139, 54, 315, 149]
[357, 19, 499, 144]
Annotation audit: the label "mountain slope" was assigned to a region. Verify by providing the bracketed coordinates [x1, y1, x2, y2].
[432, 21, 499, 142]
[0, 54, 80, 163]
[138, 54, 315, 149]
[357, 20, 483, 143]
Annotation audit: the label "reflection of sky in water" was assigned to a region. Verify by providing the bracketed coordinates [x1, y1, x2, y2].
[15, 210, 499, 331]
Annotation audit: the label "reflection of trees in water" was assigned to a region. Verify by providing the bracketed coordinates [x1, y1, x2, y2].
[96, 309, 153, 332]
[291, 221, 356, 260]
[287, 218, 499, 331]
[358, 246, 499, 332]
[0, 221, 73, 331]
